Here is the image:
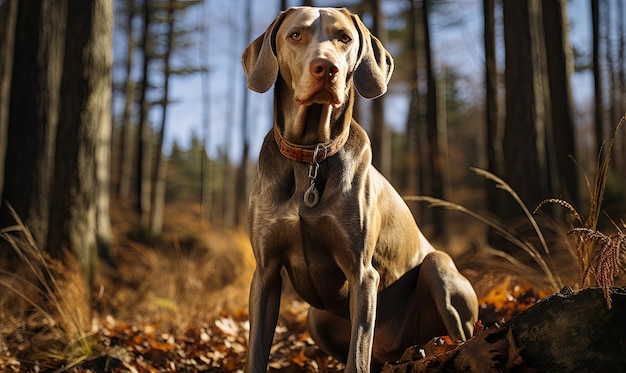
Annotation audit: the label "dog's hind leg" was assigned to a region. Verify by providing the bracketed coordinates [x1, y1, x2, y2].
[417, 251, 478, 341]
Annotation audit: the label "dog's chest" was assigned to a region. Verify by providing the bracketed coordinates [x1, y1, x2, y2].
[277, 212, 353, 310]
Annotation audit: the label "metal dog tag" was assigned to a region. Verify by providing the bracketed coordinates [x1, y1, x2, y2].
[304, 183, 319, 207]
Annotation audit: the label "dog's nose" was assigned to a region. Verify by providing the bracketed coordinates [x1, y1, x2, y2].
[310, 58, 339, 80]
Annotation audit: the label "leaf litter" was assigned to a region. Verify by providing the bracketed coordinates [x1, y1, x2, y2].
[1, 278, 545, 372]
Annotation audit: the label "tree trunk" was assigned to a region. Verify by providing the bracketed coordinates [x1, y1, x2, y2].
[618, 0, 626, 178]
[223, 152, 236, 229]
[150, 0, 175, 235]
[49, 0, 113, 288]
[501, 0, 550, 222]
[118, 4, 137, 201]
[605, 1, 618, 132]
[404, 0, 421, 221]
[0, 0, 17, 200]
[422, 0, 444, 241]
[542, 0, 578, 206]
[136, 0, 152, 228]
[234, 0, 254, 228]
[1, 0, 66, 248]
[483, 0, 502, 214]
[369, 0, 390, 177]
[96, 21, 114, 264]
[200, 1, 212, 222]
[591, 0, 604, 153]
[150, 159, 167, 235]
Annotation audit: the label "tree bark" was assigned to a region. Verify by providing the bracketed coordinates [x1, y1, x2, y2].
[0, 0, 18, 200]
[421, 0, 444, 241]
[136, 0, 152, 228]
[619, 0, 626, 178]
[233, 0, 255, 228]
[369, 0, 391, 177]
[1, 0, 66, 248]
[542, 0, 578, 206]
[96, 2, 113, 262]
[118, 2, 137, 201]
[404, 0, 421, 221]
[200, 0, 211, 222]
[48, 0, 113, 287]
[150, 0, 175, 235]
[591, 0, 604, 153]
[501, 0, 550, 222]
[483, 0, 501, 183]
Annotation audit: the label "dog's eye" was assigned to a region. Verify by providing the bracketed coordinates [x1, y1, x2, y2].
[340, 33, 352, 44]
[290, 32, 302, 41]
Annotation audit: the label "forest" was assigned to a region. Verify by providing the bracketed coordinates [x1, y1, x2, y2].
[1, 0, 626, 371]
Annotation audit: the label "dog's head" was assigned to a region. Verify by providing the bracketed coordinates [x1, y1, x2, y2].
[242, 7, 394, 107]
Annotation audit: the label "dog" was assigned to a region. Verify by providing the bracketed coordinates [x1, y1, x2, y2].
[241, 7, 478, 372]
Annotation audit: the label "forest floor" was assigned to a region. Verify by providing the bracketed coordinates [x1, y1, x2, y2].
[0, 201, 564, 372]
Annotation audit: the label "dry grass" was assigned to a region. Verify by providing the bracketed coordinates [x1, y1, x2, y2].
[0, 206, 95, 370]
[0, 201, 256, 371]
[406, 168, 564, 293]
[98, 201, 255, 332]
[407, 116, 626, 299]
[535, 115, 626, 308]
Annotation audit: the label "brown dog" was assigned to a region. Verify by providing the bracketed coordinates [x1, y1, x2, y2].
[242, 7, 478, 372]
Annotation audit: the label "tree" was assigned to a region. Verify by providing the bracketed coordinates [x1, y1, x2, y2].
[404, 0, 421, 204]
[47, 0, 113, 287]
[501, 0, 550, 222]
[619, 0, 626, 177]
[234, 0, 255, 228]
[0, 0, 17, 199]
[136, 0, 153, 229]
[117, 0, 138, 201]
[483, 0, 503, 216]
[149, 0, 176, 235]
[1, 0, 67, 247]
[200, 0, 212, 222]
[542, 0, 578, 205]
[421, 0, 444, 240]
[369, 0, 391, 177]
[591, 0, 604, 154]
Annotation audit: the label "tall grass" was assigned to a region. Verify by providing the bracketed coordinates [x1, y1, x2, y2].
[405, 168, 563, 292]
[408, 115, 626, 307]
[535, 114, 626, 308]
[0, 206, 95, 370]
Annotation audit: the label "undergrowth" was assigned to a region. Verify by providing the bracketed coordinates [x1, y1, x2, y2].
[408, 114, 626, 308]
[0, 202, 255, 371]
[0, 206, 95, 370]
[535, 114, 626, 308]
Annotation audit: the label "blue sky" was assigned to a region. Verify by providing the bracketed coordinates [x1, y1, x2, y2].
[114, 0, 596, 162]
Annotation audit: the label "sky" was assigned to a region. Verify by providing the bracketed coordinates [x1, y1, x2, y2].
[114, 0, 597, 163]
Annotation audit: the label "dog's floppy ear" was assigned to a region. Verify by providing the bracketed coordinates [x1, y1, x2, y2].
[351, 13, 394, 99]
[241, 10, 289, 93]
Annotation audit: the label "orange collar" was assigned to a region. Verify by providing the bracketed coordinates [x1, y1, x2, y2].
[273, 125, 349, 164]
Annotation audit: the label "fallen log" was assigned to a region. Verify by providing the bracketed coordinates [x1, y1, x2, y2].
[382, 287, 626, 372]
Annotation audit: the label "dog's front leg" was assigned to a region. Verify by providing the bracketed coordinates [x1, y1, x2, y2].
[245, 260, 282, 373]
[346, 265, 380, 373]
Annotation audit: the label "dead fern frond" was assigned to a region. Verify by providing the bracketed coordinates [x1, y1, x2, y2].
[533, 198, 583, 226]
[535, 115, 625, 289]
[568, 227, 626, 309]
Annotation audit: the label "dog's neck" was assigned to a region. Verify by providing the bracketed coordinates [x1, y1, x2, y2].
[274, 76, 353, 146]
